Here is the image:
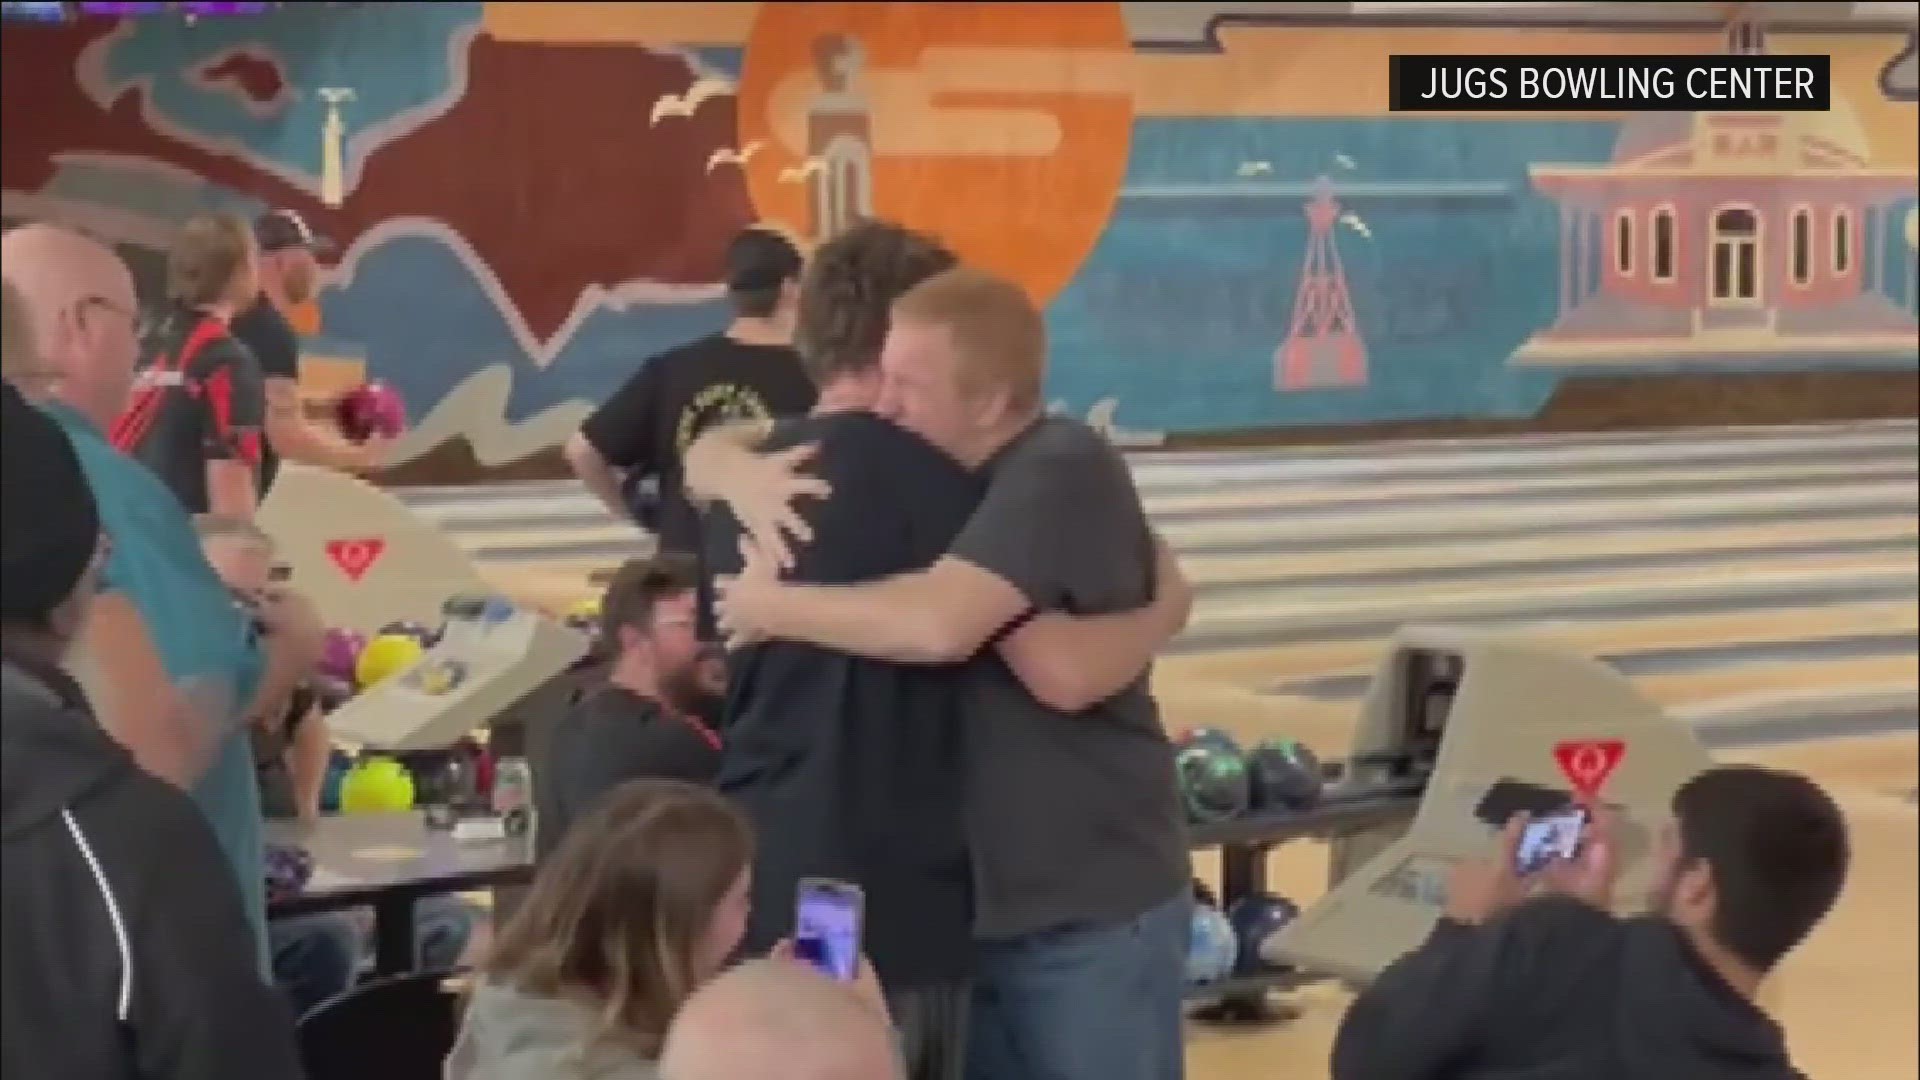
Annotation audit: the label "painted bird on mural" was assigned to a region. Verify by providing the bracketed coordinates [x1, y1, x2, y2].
[707, 141, 765, 173]
[1340, 212, 1373, 240]
[778, 157, 827, 184]
[1237, 160, 1273, 177]
[650, 76, 734, 125]
[1334, 153, 1358, 170]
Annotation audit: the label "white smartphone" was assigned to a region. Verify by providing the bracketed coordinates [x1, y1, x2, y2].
[793, 877, 865, 982]
[1514, 805, 1590, 876]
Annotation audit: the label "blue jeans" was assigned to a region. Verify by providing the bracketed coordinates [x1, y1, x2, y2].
[270, 895, 478, 1017]
[965, 893, 1189, 1080]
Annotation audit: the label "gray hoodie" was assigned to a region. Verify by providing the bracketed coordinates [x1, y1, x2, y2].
[444, 979, 660, 1080]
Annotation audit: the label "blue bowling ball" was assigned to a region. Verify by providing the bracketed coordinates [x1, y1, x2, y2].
[1187, 901, 1239, 986]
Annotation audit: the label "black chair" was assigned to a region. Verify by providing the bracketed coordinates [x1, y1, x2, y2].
[297, 969, 467, 1080]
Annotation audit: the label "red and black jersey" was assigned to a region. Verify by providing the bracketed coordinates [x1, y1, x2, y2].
[112, 305, 266, 515]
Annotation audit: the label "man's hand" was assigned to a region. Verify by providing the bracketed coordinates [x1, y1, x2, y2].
[1445, 815, 1532, 925]
[712, 443, 832, 571]
[714, 535, 781, 651]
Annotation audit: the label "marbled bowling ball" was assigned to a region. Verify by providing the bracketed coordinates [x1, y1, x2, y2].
[335, 380, 406, 443]
[264, 843, 314, 902]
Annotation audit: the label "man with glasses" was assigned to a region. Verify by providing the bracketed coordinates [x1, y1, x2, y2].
[535, 553, 725, 861]
[1, 225, 324, 972]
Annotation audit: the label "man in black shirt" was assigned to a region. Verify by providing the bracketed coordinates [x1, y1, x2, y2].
[1333, 766, 1848, 1080]
[117, 212, 268, 518]
[229, 209, 387, 501]
[567, 227, 817, 564]
[536, 554, 724, 862]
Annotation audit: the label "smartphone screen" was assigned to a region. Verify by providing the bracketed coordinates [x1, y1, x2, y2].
[1514, 806, 1589, 875]
[793, 878, 863, 982]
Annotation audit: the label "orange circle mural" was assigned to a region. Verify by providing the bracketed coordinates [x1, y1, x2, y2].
[736, 2, 1134, 305]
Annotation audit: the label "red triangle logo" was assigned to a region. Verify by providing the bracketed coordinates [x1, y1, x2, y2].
[324, 537, 387, 583]
[1553, 739, 1626, 801]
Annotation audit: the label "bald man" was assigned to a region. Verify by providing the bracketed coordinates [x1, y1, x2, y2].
[1, 224, 322, 968]
[660, 959, 905, 1080]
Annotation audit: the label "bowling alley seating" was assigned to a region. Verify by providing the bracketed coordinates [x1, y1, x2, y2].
[296, 969, 465, 1080]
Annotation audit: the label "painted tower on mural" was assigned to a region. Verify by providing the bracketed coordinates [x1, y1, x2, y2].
[806, 33, 875, 244]
[1513, 11, 1919, 368]
[1276, 177, 1369, 391]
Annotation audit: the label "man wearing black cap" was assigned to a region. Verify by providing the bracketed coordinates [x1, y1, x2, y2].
[0, 381, 303, 1080]
[566, 227, 817, 573]
[233, 208, 386, 496]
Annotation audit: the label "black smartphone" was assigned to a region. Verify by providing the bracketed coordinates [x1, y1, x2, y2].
[1475, 778, 1573, 828]
[793, 877, 864, 982]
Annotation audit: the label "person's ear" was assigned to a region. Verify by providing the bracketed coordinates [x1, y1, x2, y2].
[1675, 859, 1717, 922]
[616, 622, 646, 655]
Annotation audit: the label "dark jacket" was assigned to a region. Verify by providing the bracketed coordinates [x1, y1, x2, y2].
[1333, 895, 1806, 1080]
[1, 649, 304, 1080]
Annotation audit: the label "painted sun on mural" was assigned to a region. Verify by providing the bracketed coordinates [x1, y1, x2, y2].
[1, 2, 1913, 481]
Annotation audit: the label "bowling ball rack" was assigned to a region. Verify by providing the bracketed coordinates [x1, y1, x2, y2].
[1183, 768, 1425, 1024]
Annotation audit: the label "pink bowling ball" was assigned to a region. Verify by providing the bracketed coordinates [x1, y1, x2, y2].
[318, 627, 367, 686]
[336, 380, 407, 443]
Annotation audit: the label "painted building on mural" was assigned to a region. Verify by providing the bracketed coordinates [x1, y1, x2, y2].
[1516, 21, 1919, 367]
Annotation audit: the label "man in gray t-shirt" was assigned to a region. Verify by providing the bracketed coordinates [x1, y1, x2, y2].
[708, 268, 1191, 1080]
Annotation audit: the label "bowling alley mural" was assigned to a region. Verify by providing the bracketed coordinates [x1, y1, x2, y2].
[2, 2, 1915, 483]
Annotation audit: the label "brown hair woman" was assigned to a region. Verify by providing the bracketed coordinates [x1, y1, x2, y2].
[445, 779, 754, 1080]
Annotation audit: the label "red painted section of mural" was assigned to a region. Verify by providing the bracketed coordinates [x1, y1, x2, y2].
[195, 48, 287, 107]
[0, 18, 753, 344]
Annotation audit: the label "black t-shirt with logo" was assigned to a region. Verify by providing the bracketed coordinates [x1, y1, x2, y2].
[704, 412, 986, 991]
[581, 334, 817, 558]
[533, 683, 722, 862]
[228, 294, 300, 498]
[120, 304, 266, 515]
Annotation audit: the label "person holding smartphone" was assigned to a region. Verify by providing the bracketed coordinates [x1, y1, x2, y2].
[1333, 768, 1849, 1080]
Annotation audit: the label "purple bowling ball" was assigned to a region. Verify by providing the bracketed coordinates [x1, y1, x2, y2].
[336, 380, 407, 443]
[318, 627, 366, 686]
[264, 843, 314, 903]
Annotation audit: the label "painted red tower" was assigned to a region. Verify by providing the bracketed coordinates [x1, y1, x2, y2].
[1276, 177, 1368, 391]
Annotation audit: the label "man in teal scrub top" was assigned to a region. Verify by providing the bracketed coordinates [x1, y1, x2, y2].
[2, 224, 322, 965]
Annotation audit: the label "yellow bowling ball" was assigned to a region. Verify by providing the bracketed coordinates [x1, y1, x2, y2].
[356, 632, 425, 689]
[338, 756, 416, 814]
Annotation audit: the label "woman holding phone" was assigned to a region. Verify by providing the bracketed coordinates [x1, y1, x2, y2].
[446, 779, 888, 1080]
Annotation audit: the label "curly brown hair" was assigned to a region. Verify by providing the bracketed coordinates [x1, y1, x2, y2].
[794, 219, 957, 387]
[484, 779, 753, 1058]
